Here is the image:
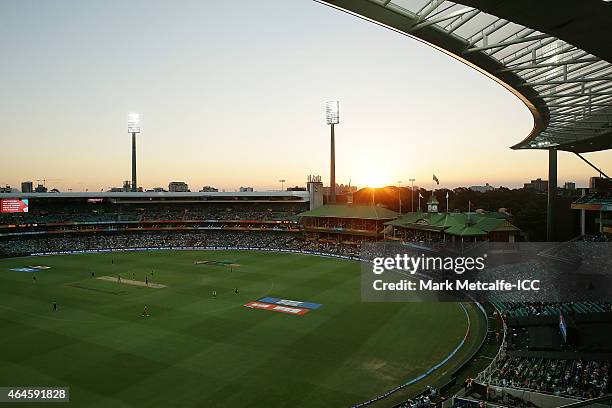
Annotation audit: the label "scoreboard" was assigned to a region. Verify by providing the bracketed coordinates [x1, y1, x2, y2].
[0, 199, 29, 213]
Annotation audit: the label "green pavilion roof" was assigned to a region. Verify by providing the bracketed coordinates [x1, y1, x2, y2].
[385, 211, 518, 237]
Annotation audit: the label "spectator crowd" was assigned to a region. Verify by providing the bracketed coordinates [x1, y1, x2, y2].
[0, 231, 362, 259]
[488, 356, 610, 399]
[0, 203, 306, 225]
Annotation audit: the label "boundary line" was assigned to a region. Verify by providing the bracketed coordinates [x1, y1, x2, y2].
[351, 302, 473, 407]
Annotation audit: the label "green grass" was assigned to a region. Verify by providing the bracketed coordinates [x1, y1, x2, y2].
[0, 250, 486, 407]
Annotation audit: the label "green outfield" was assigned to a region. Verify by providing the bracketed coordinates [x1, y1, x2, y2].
[0, 250, 486, 407]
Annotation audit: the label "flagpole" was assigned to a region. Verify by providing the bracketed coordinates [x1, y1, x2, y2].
[446, 192, 449, 213]
[409, 178, 415, 213]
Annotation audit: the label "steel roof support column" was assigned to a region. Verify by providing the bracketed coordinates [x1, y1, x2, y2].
[547, 149, 557, 241]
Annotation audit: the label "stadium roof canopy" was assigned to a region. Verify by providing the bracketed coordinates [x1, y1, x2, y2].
[299, 204, 398, 220]
[319, 0, 612, 153]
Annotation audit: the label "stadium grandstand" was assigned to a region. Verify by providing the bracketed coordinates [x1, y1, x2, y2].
[0, 190, 308, 256]
[298, 203, 398, 242]
[385, 209, 520, 243]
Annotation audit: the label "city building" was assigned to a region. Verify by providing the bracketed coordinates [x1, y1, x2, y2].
[0, 186, 17, 193]
[523, 178, 549, 193]
[21, 181, 33, 193]
[564, 182, 576, 191]
[239, 187, 254, 192]
[589, 177, 612, 191]
[469, 183, 494, 193]
[34, 184, 48, 193]
[200, 186, 218, 192]
[168, 182, 189, 192]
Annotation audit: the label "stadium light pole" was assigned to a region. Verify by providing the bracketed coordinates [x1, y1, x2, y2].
[397, 181, 402, 214]
[326, 101, 339, 204]
[279, 179, 286, 191]
[127, 113, 141, 192]
[409, 178, 415, 212]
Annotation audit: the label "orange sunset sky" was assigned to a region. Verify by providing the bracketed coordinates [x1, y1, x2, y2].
[1, 0, 610, 192]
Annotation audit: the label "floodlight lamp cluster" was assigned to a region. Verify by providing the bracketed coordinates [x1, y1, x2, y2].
[325, 101, 339, 125]
[127, 112, 141, 134]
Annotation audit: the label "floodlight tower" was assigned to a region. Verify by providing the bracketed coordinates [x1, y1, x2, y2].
[326, 101, 339, 204]
[409, 178, 416, 212]
[127, 113, 141, 192]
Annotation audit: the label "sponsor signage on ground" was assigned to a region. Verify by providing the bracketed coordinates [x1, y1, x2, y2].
[8, 265, 52, 273]
[258, 297, 322, 310]
[243, 301, 310, 316]
[9, 267, 39, 273]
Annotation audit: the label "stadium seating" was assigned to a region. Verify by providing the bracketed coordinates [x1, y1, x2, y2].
[0, 203, 304, 225]
[0, 231, 363, 258]
[488, 356, 610, 399]
[494, 301, 612, 318]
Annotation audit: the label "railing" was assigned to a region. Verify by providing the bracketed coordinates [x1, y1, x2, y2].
[453, 391, 612, 408]
[558, 394, 612, 408]
[476, 304, 507, 384]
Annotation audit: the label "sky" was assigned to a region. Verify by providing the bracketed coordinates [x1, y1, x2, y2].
[1, 0, 610, 192]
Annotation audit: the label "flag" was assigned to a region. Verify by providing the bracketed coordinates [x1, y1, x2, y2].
[419, 193, 424, 199]
[433, 174, 439, 185]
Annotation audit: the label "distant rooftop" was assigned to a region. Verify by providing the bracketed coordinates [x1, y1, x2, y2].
[298, 204, 398, 220]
